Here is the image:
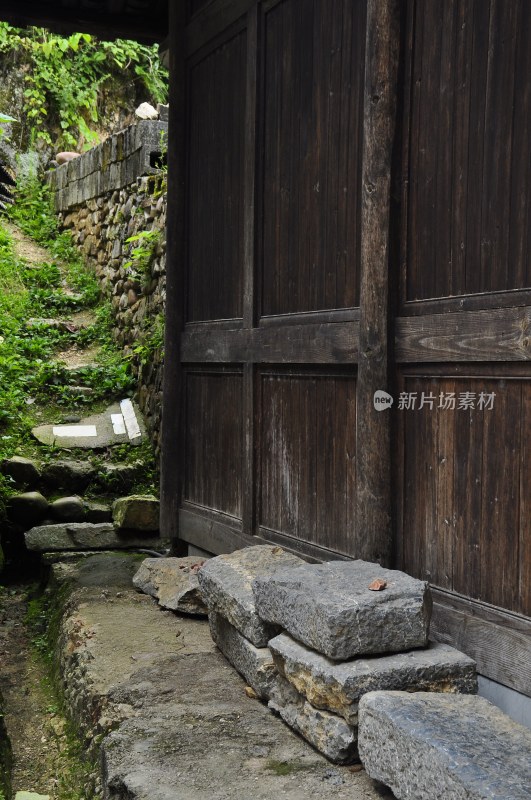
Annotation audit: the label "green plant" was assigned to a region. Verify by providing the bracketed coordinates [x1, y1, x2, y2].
[132, 312, 165, 367]
[124, 228, 161, 283]
[0, 23, 168, 151]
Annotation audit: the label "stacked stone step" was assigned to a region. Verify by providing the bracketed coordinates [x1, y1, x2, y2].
[254, 560, 477, 764]
[197, 546, 306, 699]
[198, 547, 477, 766]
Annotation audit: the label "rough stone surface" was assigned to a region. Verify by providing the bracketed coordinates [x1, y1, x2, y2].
[197, 545, 305, 647]
[254, 560, 431, 659]
[49, 496, 85, 522]
[269, 635, 477, 724]
[83, 501, 112, 523]
[208, 611, 277, 700]
[359, 691, 531, 800]
[32, 402, 146, 449]
[48, 553, 384, 800]
[40, 459, 96, 491]
[8, 492, 49, 527]
[133, 556, 207, 615]
[113, 495, 159, 531]
[25, 522, 163, 552]
[1, 456, 41, 488]
[269, 676, 358, 765]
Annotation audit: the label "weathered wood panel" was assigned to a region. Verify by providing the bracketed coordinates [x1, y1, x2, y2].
[259, 371, 356, 556]
[430, 589, 531, 698]
[184, 370, 243, 518]
[181, 319, 360, 363]
[401, 375, 530, 616]
[186, 30, 246, 322]
[395, 306, 531, 362]
[406, 0, 531, 301]
[260, 0, 365, 315]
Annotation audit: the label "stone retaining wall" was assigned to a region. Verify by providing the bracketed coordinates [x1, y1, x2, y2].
[47, 120, 168, 454]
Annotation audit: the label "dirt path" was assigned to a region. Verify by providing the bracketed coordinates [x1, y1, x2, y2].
[2, 220, 52, 265]
[0, 586, 88, 799]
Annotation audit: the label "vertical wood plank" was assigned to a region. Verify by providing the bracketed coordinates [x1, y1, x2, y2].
[242, 6, 259, 535]
[520, 383, 531, 616]
[161, 0, 187, 553]
[355, 0, 400, 565]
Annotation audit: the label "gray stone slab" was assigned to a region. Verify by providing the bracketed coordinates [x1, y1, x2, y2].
[32, 402, 145, 449]
[253, 560, 431, 659]
[358, 691, 531, 800]
[133, 557, 207, 615]
[269, 634, 477, 724]
[197, 545, 305, 647]
[208, 611, 276, 700]
[269, 676, 357, 765]
[25, 522, 162, 553]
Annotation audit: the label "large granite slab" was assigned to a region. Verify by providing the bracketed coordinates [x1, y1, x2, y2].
[269, 676, 357, 765]
[25, 522, 162, 552]
[253, 560, 431, 659]
[197, 545, 305, 647]
[269, 634, 477, 724]
[358, 691, 531, 800]
[208, 611, 276, 700]
[133, 557, 207, 615]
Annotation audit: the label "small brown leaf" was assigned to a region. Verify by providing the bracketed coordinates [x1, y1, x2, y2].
[368, 578, 387, 591]
[245, 686, 259, 699]
[272, 546, 284, 555]
[348, 764, 363, 773]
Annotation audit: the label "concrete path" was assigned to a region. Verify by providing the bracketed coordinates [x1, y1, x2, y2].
[50, 553, 391, 800]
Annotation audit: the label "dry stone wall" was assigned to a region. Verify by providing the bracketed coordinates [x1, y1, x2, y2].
[47, 120, 168, 453]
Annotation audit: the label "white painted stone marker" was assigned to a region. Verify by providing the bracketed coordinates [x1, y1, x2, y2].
[52, 425, 97, 437]
[120, 398, 141, 442]
[111, 413, 126, 435]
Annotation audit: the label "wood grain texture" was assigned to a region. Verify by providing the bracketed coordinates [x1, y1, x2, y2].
[260, 0, 365, 315]
[186, 29, 246, 322]
[259, 372, 357, 557]
[401, 376, 530, 617]
[184, 371, 243, 518]
[355, 0, 400, 565]
[430, 589, 531, 697]
[181, 321, 360, 363]
[396, 306, 531, 362]
[160, 0, 187, 553]
[406, 0, 531, 301]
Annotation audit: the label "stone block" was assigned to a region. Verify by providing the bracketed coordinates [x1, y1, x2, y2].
[358, 691, 531, 800]
[8, 492, 48, 527]
[112, 495, 159, 531]
[49, 496, 85, 522]
[25, 522, 161, 552]
[197, 545, 305, 647]
[133, 557, 207, 615]
[269, 635, 477, 724]
[208, 611, 276, 700]
[253, 560, 431, 659]
[1, 456, 41, 488]
[84, 501, 112, 523]
[269, 676, 357, 764]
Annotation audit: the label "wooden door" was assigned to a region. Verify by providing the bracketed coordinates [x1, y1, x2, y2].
[176, 0, 368, 561]
[396, 0, 531, 696]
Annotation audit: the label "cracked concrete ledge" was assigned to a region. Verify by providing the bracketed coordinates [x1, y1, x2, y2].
[48, 553, 388, 800]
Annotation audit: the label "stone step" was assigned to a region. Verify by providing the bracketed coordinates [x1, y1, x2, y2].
[32, 400, 145, 449]
[132, 556, 207, 615]
[197, 545, 305, 647]
[358, 691, 531, 800]
[24, 522, 164, 553]
[208, 611, 276, 700]
[253, 560, 431, 660]
[269, 634, 477, 725]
